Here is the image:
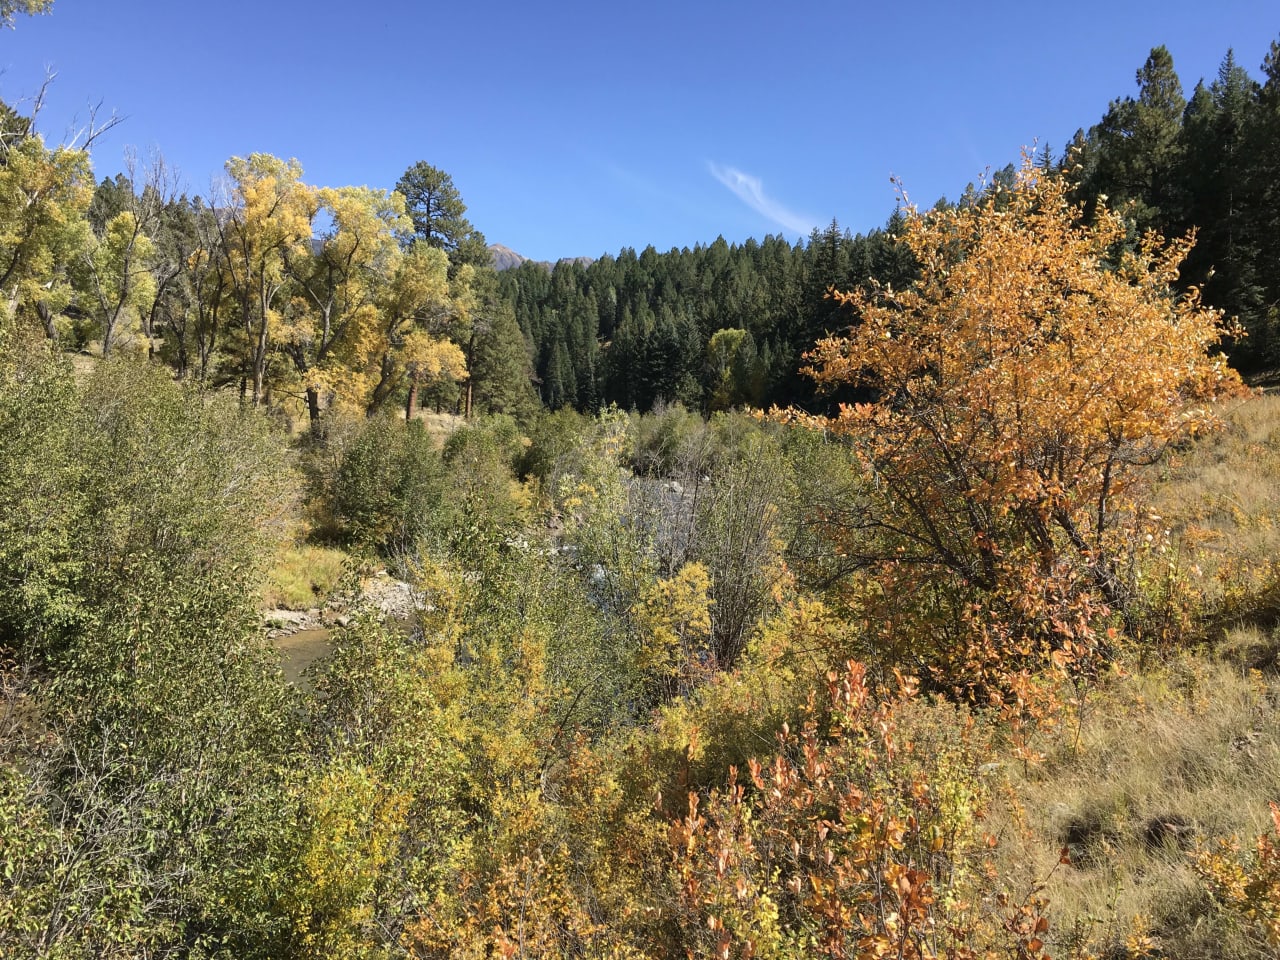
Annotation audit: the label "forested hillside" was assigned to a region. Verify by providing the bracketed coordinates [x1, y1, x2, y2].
[506, 43, 1280, 414]
[7, 3, 1280, 957]
[6, 35, 1278, 423]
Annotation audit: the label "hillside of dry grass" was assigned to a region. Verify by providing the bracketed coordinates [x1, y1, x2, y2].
[980, 392, 1280, 959]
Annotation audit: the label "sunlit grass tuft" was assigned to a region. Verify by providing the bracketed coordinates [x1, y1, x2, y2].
[261, 543, 350, 610]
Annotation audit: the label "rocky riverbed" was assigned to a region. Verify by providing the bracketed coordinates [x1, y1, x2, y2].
[262, 570, 425, 682]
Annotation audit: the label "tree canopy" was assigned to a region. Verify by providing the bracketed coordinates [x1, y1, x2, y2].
[795, 160, 1243, 671]
[0, 0, 50, 29]
[394, 160, 491, 272]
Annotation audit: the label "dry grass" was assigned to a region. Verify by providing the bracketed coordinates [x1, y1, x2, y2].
[261, 543, 350, 611]
[411, 409, 466, 444]
[966, 396, 1280, 958]
[1151, 392, 1280, 627]
[986, 656, 1280, 958]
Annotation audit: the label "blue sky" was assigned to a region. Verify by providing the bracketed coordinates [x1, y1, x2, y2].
[3, 1, 1276, 261]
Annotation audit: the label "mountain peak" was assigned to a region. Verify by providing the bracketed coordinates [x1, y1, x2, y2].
[487, 243, 530, 271]
[488, 243, 594, 272]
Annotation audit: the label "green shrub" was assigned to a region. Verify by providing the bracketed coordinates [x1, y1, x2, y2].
[0, 350, 301, 958]
[0, 349, 296, 662]
[631, 401, 709, 477]
[327, 416, 444, 554]
[517, 406, 590, 482]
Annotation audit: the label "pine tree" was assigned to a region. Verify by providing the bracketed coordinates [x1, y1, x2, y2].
[394, 161, 490, 273]
[1179, 51, 1264, 362]
[1077, 46, 1187, 231]
[1252, 39, 1280, 347]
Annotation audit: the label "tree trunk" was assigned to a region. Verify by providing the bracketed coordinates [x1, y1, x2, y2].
[1054, 508, 1132, 643]
[404, 379, 418, 422]
[367, 352, 397, 415]
[34, 300, 57, 342]
[464, 331, 477, 420]
[252, 320, 268, 404]
[306, 386, 322, 426]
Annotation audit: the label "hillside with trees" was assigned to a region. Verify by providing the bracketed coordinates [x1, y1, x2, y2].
[505, 42, 1280, 414]
[7, 4, 1280, 957]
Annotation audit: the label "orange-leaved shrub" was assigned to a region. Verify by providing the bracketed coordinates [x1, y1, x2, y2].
[785, 159, 1245, 686]
[669, 659, 1052, 959]
[1193, 802, 1280, 950]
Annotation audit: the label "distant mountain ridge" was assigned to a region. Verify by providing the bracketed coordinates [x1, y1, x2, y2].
[488, 243, 594, 272]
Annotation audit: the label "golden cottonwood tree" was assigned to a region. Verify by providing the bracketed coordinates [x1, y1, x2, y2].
[76, 210, 156, 356]
[282, 185, 406, 423]
[214, 154, 316, 405]
[366, 240, 469, 419]
[793, 161, 1243, 661]
[0, 135, 93, 337]
[76, 157, 178, 358]
[201, 157, 470, 419]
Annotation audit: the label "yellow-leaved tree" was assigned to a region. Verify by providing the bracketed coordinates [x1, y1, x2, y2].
[790, 159, 1244, 677]
[197, 157, 472, 419]
[215, 154, 316, 406]
[0, 134, 93, 338]
[77, 210, 156, 357]
[281, 185, 406, 423]
[365, 240, 470, 420]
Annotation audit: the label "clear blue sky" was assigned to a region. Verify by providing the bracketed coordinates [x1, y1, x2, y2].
[3, 1, 1276, 262]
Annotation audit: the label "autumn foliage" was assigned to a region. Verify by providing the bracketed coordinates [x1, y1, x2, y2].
[669, 660, 1052, 960]
[5, 18, 1280, 948]
[791, 161, 1243, 678]
[1194, 803, 1280, 949]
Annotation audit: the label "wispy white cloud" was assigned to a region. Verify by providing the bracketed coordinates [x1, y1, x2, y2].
[708, 162, 817, 235]
[605, 162, 679, 205]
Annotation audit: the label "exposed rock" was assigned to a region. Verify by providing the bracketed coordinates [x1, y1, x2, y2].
[264, 572, 420, 638]
[263, 608, 319, 633]
[357, 571, 424, 622]
[488, 243, 596, 273]
[488, 243, 530, 271]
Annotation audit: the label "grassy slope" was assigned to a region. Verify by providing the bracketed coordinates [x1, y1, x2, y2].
[989, 393, 1280, 959]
